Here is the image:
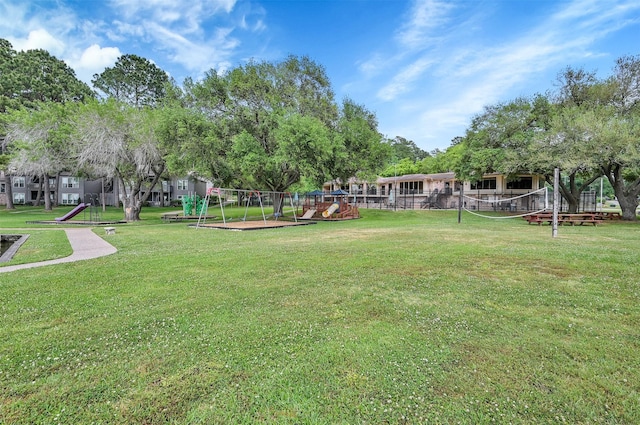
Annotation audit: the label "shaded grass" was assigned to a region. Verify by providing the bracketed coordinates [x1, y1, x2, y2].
[1, 207, 639, 423]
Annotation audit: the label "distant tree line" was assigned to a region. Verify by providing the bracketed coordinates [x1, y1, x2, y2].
[455, 56, 640, 220]
[0, 39, 392, 220]
[2, 37, 638, 220]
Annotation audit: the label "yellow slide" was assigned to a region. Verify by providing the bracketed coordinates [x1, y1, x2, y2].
[322, 203, 340, 218]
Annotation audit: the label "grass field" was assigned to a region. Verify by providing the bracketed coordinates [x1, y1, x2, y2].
[1, 206, 639, 424]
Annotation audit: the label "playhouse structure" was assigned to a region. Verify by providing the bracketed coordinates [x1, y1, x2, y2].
[300, 190, 360, 220]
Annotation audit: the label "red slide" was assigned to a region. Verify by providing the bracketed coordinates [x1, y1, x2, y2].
[55, 203, 89, 222]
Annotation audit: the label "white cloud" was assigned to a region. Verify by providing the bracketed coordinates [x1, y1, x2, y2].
[396, 0, 456, 49]
[9, 29, 66, 56]
[377, 57, 435, 101]
[108, 0, 237, 34]
[143, 21, 239, 76]
[67, 44, 122, 84]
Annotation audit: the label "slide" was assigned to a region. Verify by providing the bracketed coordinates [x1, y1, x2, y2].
[55, 203, 89, 222]
[322, 203, 340, 218]
[301, 209, 316, 219]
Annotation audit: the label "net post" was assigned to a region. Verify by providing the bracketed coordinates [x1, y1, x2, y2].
[552, 168, 559, 238]
[458, 183, 463, 224]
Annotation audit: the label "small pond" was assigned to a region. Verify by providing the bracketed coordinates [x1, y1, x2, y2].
[0, 234, 30, 263]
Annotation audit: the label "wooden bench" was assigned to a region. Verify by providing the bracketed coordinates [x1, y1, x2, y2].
[104, 226, 116, 235]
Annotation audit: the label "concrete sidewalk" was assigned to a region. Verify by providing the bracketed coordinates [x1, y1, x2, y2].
[0, 228, 117, 273]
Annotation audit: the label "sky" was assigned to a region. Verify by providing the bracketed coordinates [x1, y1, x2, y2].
[1, 0, 639, 152]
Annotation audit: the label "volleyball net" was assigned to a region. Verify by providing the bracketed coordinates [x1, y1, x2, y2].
[462, 187, 549, 219]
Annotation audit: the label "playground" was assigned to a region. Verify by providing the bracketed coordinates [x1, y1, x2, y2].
[171, 188, 359, 230]
[27, 193, 125, 225]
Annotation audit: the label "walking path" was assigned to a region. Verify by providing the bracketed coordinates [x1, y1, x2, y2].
[0, 228, 117, 273]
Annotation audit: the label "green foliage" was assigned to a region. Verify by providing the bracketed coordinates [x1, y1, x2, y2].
[456, 58, 640, 219]
[380, 145, 461, 177]
[387, 136, 429, 162]
[380, 157, 419, 177]
[333, 98, 389, 182]
[0, 39, 93, 112]
[91, 54, 170, 107]
[156, 102, 233, 186]
[186, 56, 387, 192]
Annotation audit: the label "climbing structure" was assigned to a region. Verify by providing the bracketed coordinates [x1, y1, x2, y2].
[301, 197, 360, 220]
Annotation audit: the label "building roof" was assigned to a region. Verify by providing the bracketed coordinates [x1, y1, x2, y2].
[377, 172, 455, 184]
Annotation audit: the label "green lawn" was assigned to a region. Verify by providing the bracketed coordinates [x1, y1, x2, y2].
[1, 206, 639, 424]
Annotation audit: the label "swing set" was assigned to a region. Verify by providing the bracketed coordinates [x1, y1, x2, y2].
[195, 188, 305, 230]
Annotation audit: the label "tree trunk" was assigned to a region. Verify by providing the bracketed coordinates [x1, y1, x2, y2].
[43, 174, 53, 211]
[5, 175, 15, 209]
[546, 171, 600, 213]
[53, 172, 60, 207]
[158, 183, 164, 207]
[605, 164, 639, 221]
[272, 192, 283, 216]
[617, 195, 638, 220]
[122, 197, 142, 221]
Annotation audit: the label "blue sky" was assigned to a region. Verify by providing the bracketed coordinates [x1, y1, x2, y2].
[1, 0, 639, 151]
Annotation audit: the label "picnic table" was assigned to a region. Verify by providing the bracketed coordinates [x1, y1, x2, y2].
[587, 211, 621, 220]
[524, 212, 604, 226]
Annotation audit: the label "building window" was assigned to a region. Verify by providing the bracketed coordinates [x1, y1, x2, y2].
[0, 182, 5, 193]
[13, 177, 25, 188]
[13, 193, 25, 204]
[177, 179, 189, 191]
[506, 177, 533, 190]
[62, 193, 80, 205]
[400, 181, 423, 194]
[61, 176, 79, 188]
[470, 178, 497, 190]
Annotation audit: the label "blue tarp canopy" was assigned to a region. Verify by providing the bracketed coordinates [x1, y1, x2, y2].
[330, 189, 349, 196]
[306, 190, 324, 196]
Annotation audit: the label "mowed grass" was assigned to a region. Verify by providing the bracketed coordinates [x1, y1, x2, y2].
[1, 206, 639, 424]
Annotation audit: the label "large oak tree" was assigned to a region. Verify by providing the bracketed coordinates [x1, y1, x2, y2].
[72, 100, 165, 221]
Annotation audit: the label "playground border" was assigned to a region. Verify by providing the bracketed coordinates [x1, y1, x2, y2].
[190, 220, 316, 231]
[0, 227, 117, 273]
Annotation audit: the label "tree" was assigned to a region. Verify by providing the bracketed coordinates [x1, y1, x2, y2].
[230, 113, 334, 193]
[192, 56, 340, 195]
[160, 81, 235, 187]
[417, 145, 464, 174]
[333, 98, 390, 183]
[387, 136, 429, 162]
[182, 56, 389, 208]
[92, 54, 170, 107]
[0, 39, 93, 209]
[0, 139, 14, 209]
[157, 101, 233, 187]
[0, 39, 93, 112]
[72, 100, 165, 221]
[457, 92, 601, 213]
[379, 157, 418, 177]
[4, 102, 78, 210]
[540, 59, 640, 220]
[598, 55, 640, 220]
